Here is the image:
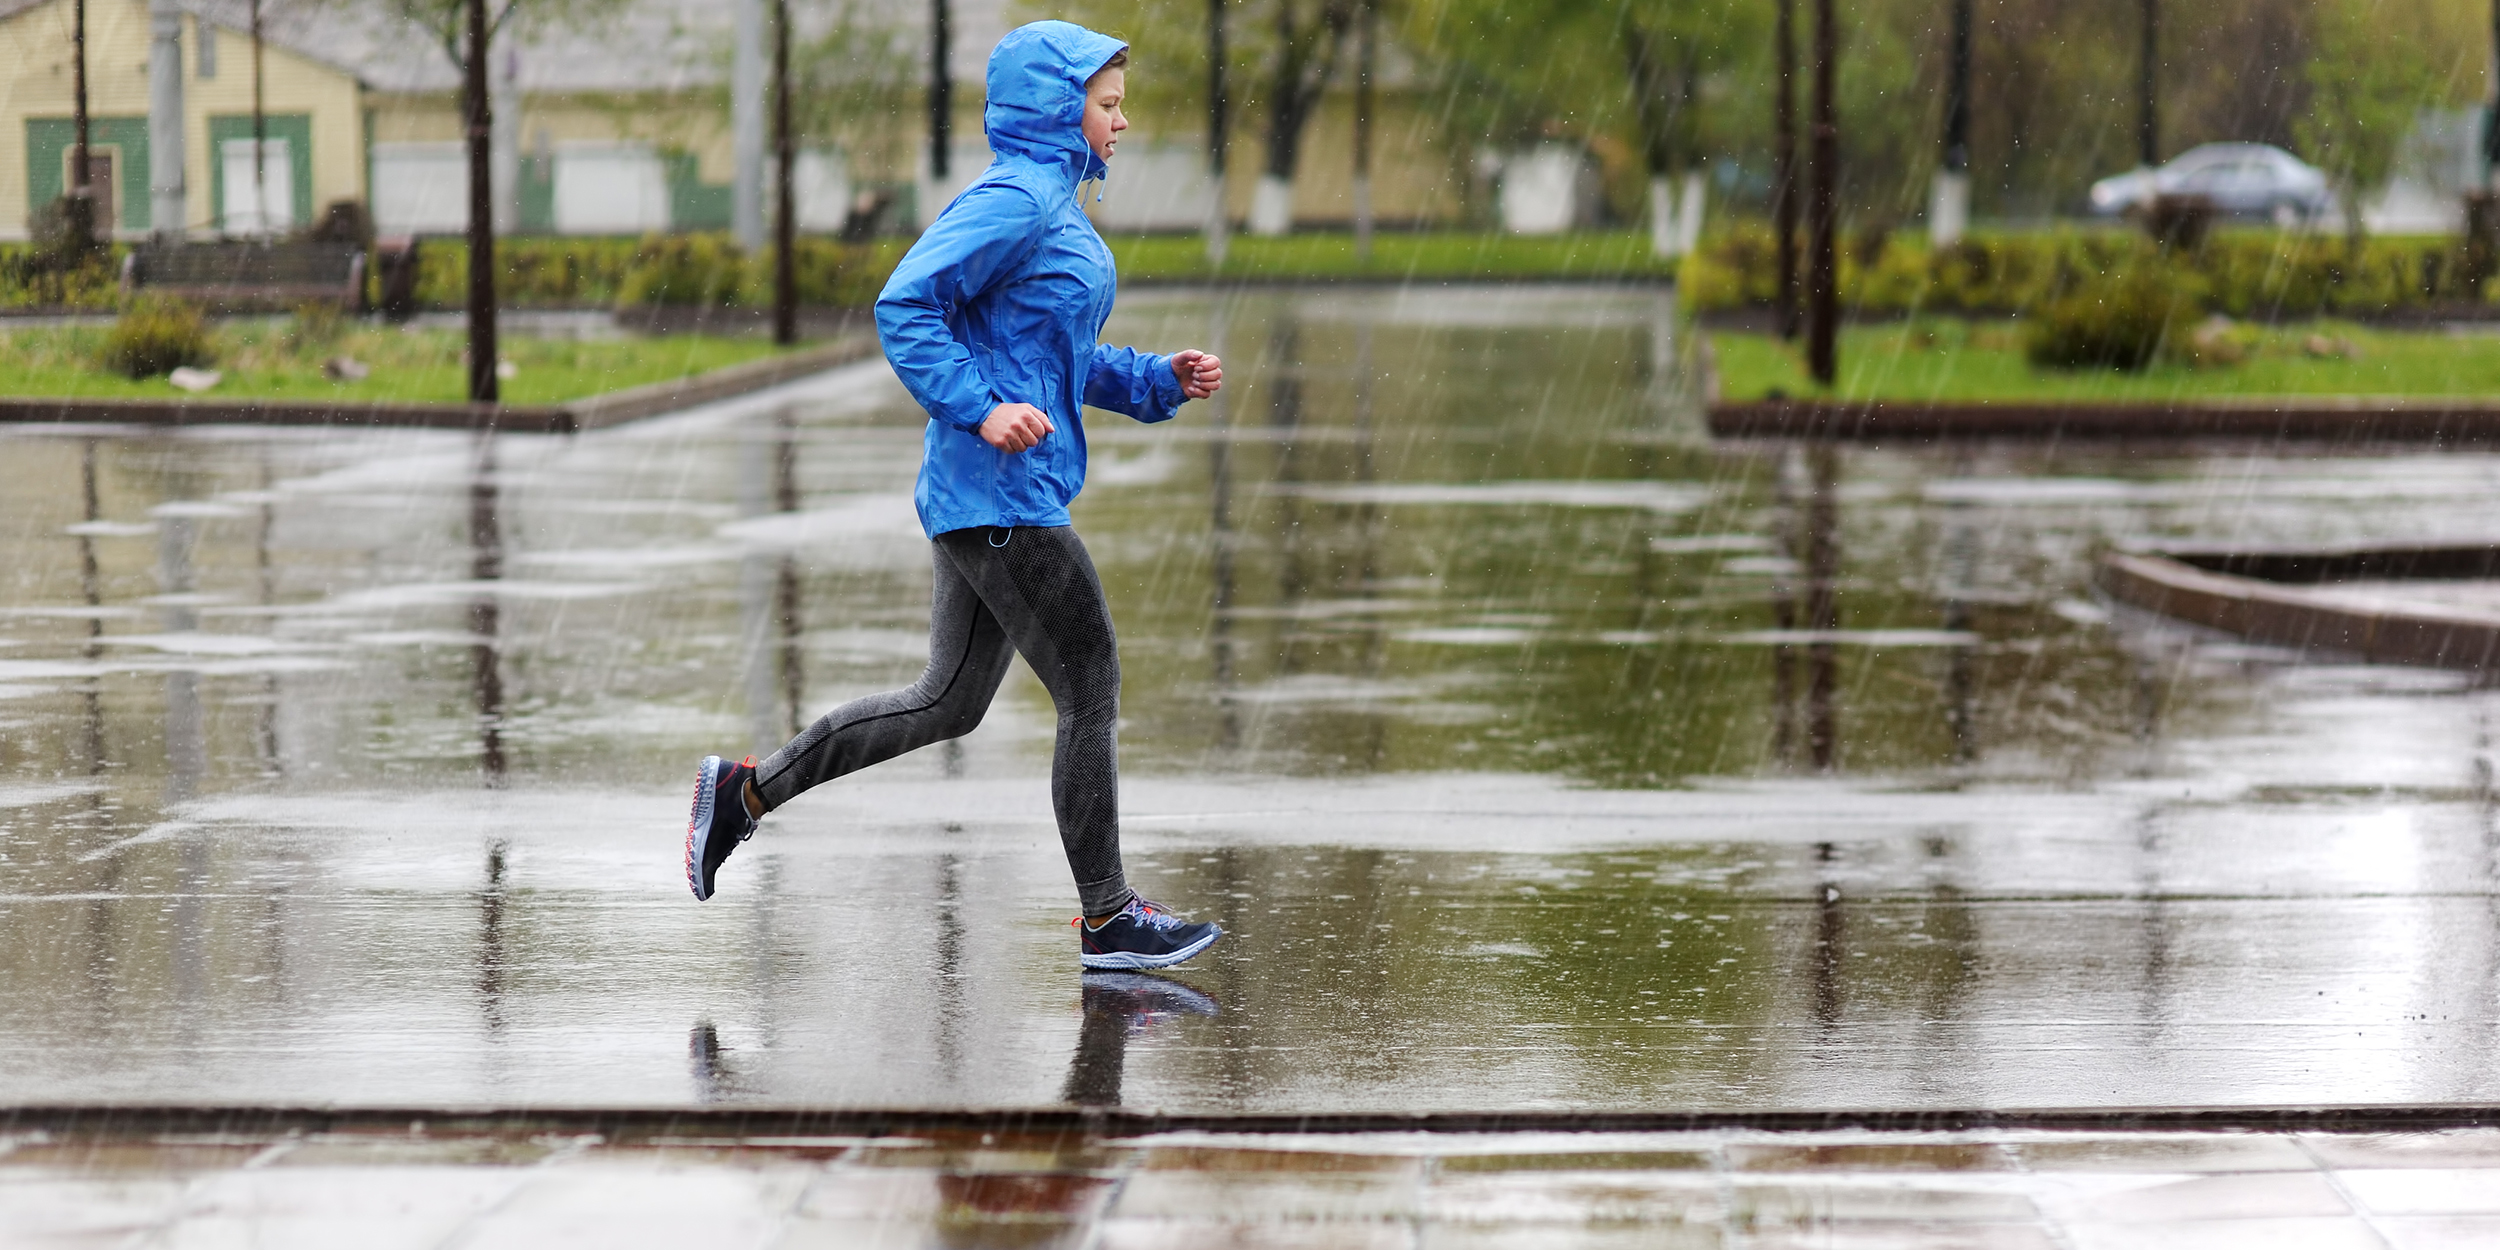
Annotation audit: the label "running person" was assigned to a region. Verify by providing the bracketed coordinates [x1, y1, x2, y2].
[683, 20, 1226, 972]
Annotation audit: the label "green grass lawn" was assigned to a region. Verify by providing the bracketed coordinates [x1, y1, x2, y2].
[1107, 231, 1678, 282]
[0, 321, 785, 405]
[1713, 320, 2500, 402]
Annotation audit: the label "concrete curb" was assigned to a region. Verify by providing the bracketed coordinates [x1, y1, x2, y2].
[2097, 548, 2500, 671]
[1711, 398, 2500, 443]
[6, 1103, 2500, 1138]
[0, 334, 880, 435]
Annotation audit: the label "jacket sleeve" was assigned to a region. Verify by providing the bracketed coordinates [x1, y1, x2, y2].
[874, 183, 1048, 432]
[1084, 343, 1187, 424]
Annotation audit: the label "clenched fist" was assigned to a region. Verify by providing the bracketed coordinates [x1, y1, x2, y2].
[1171, 349, 1224, 400]
[980, 402, 1055, 453]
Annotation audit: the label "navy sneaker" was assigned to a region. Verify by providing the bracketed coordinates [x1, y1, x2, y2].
[1075, 896, 1223, 970]
[685, 754, 758, 901]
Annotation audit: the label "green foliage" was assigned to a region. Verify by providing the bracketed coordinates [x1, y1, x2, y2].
[1682, 226, 2490, 320]
[0, 242, 125, 310]
[2298, 0, 2449, 197]
[617, 235, 753, 307]
[101, 296, 216, 378]
[410, 235, 903, 311]
[2024, 265, 2203, 371]
[287, 301, 348, 353]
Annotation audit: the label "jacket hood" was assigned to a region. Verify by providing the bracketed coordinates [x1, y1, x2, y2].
[984, 20, 1126, 182]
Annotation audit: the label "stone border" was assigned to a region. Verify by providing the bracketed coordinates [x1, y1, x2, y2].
[5, 1102, 2500, 1138]
[2097, 548, 2500, 670]
[1713, 398, 2500, 443]
[0, 335, 879, 435]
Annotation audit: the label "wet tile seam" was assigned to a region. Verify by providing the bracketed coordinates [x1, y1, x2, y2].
[14, 1105, 2500, 1139]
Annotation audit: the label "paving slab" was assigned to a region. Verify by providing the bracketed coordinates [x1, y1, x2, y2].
[0, 1125, 2493, 1248]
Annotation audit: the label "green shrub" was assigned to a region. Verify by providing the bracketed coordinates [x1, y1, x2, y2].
[1683, 227, 2493, 321]
[617, 235, 752, 307]
[101, 296, 216, 377]
[0, 242, 123, 310]
[2025, 265, 2204, 371]
[286, 300, 346, 353]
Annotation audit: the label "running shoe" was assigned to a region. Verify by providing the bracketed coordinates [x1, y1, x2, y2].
[685, 754, 758, 901]
[1074, 896, 1223, 970]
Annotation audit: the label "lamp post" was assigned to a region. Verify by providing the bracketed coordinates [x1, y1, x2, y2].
[1206, 0, 1229, 265]
[1352, 0, 1375, 263]
[774, 0, 795, 346]
[251, 0, 266, 234]
[2138, 0, 2158, 168]
[464, 0, 497, 403]
[1806, 0, 1838, 385]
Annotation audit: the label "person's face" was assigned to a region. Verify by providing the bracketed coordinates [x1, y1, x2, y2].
[1083, 66, 1128, 162]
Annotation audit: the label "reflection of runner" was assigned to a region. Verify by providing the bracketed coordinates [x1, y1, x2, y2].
[1064, 973, 1222, 1106]
[685, 21, 1225, 972]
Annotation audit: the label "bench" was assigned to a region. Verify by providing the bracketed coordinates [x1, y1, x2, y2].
[122, 242, 366, 312]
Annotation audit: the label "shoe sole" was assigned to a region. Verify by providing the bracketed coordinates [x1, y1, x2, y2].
[686, 754, 724, 902]
[1080, 927, 1222, 971]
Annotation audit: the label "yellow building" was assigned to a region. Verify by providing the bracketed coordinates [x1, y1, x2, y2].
[0, 0, 366, 239]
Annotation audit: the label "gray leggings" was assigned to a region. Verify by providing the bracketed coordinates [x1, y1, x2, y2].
[753, 524, 1131, 915]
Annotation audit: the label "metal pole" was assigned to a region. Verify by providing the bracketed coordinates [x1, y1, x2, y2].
[71, 0, 92, 248]
[731, 0, 765, 249]
[1205, 0, 1229, 264]
[465, 0, 498, 404]
[2138, 0, 2158, 167]
[929, 0, 951, 182]
[1806, 0, 1837, 386]
[1352, 0, 1374, 263]
[251, 0, 266, 234]
[147, 0, 186, 241]
[774, 0, 796, 346]
[1773, 0, 1798, 340]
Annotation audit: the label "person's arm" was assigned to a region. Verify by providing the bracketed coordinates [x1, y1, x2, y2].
[1083, 343, 1189, 424]
[874, 184, 1048, 432]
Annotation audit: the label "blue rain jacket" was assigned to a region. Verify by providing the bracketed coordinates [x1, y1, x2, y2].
[876, 20, 1187, 539]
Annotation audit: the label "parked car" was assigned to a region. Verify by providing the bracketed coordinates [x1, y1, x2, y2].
[2088, 143, 2336, 222]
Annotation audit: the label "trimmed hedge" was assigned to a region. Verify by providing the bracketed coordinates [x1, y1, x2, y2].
[0, 245, 127, 310]
[1680, 225, 2497, 320]
[411, 235, 908, 310]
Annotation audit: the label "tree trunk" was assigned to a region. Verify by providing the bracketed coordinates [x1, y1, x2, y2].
[464, 0, 498, 404]
[1256, 0, 1352, 237]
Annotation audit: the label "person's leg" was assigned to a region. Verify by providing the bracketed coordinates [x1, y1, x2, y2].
[751, 543, 1015, 811]
[936, 526, 1131, 917]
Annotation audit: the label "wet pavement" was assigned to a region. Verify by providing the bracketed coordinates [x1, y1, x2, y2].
[5, 285, 2500, 1113]
[12, 1121, 2500, 1248]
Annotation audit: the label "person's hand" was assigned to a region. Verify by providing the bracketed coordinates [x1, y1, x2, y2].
[980, 402, 1054, 453]
[1172, 349, 1224, 400]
